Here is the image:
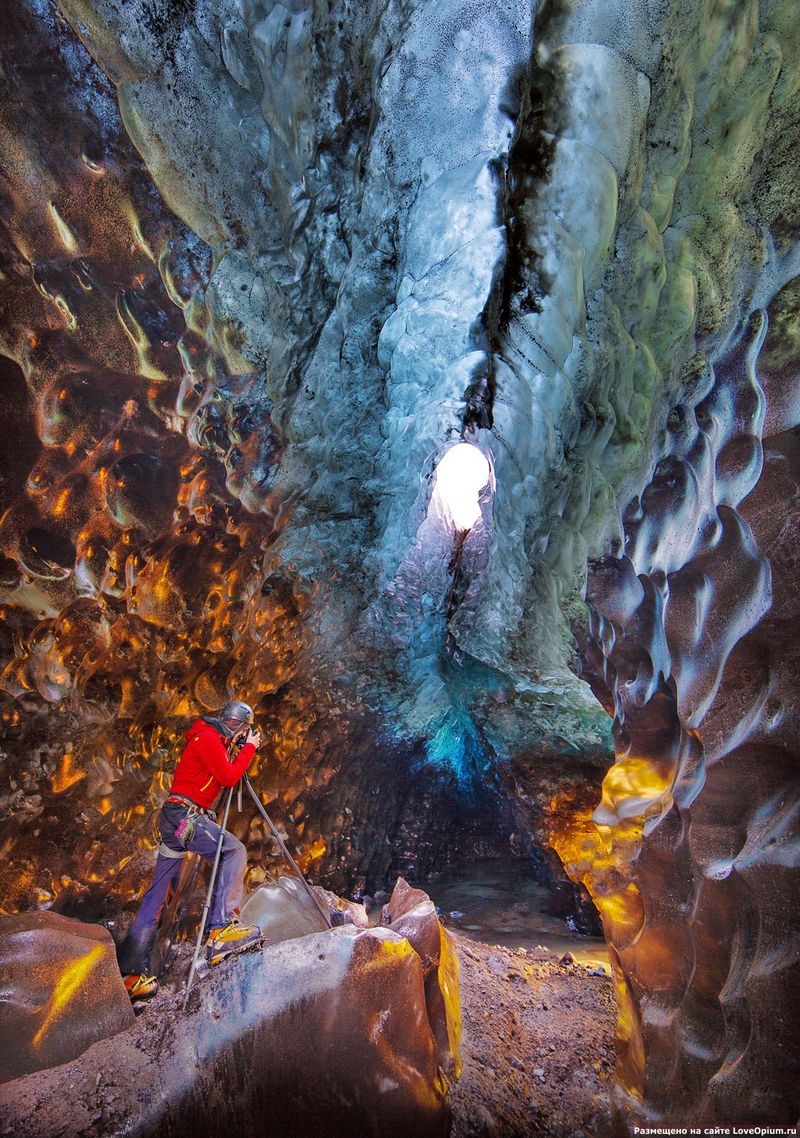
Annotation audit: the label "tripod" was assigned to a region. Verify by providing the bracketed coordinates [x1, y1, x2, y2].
[184, 773, 331, 1003]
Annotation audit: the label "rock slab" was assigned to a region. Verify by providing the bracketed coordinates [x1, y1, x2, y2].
[383, 876, 462, 1077]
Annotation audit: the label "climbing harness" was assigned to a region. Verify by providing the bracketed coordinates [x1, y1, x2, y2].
[167, 793, 216, 820]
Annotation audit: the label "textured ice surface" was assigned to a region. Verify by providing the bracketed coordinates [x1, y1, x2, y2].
[0, 911, 134, 1082]
[46, 0, 611, 758]
[542, 0, 800, 1124]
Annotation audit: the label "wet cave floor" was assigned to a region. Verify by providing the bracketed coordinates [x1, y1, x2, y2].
[425, 859, 609, 966]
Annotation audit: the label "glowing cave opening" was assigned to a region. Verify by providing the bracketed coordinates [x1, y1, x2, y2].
[431, 443, 491, 531]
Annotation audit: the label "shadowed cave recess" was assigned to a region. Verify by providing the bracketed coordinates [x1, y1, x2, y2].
[0, 0, 798, 1129]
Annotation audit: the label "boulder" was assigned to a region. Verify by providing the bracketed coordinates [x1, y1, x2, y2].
[383, 876, 443, 971]
[0, 911, 135, 1083]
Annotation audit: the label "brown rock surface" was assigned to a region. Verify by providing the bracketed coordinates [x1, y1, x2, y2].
[383, 875, 445, 972]
[384, 875, 463, 1077]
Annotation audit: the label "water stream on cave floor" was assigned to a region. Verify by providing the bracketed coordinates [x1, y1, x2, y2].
[424, 859, 609, 969]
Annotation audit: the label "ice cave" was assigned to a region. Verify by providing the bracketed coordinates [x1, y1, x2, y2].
[0, 0, 798, 1135]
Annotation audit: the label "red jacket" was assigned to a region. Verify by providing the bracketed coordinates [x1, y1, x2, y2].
[170, 718, 256, 809]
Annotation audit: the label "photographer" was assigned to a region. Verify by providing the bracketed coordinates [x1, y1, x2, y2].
[118, 700, 262, 1001]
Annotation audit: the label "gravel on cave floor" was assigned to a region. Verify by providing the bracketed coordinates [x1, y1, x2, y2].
[448, 932, 616, 1138]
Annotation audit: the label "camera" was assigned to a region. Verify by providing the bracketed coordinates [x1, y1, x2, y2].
[229, 724, 261, 753]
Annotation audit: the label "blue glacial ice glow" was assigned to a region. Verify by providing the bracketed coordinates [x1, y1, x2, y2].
[423, 709, 486, 784]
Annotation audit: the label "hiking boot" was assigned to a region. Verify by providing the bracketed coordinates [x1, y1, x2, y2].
[205, 919, 262, 965]
[123, 973, 159, 1002]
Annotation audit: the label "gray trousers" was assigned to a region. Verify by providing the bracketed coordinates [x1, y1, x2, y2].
[118, 800, 246, 975]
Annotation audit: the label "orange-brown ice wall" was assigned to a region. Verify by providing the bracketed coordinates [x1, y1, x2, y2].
[0, 3, 309, 908]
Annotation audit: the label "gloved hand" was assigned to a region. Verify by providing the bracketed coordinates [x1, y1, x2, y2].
[246, 727, 262, 749]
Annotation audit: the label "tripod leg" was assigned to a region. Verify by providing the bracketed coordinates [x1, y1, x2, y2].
[243, 774, 332, 928]
[184, 785, 235, 1004]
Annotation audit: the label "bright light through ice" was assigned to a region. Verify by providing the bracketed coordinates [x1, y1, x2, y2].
[433, 443, 491, 531]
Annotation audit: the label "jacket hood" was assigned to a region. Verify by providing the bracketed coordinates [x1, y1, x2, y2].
[185, 716, 233, 740]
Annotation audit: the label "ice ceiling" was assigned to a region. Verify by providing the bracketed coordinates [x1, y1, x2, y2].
[1, 0, 799, 1128]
